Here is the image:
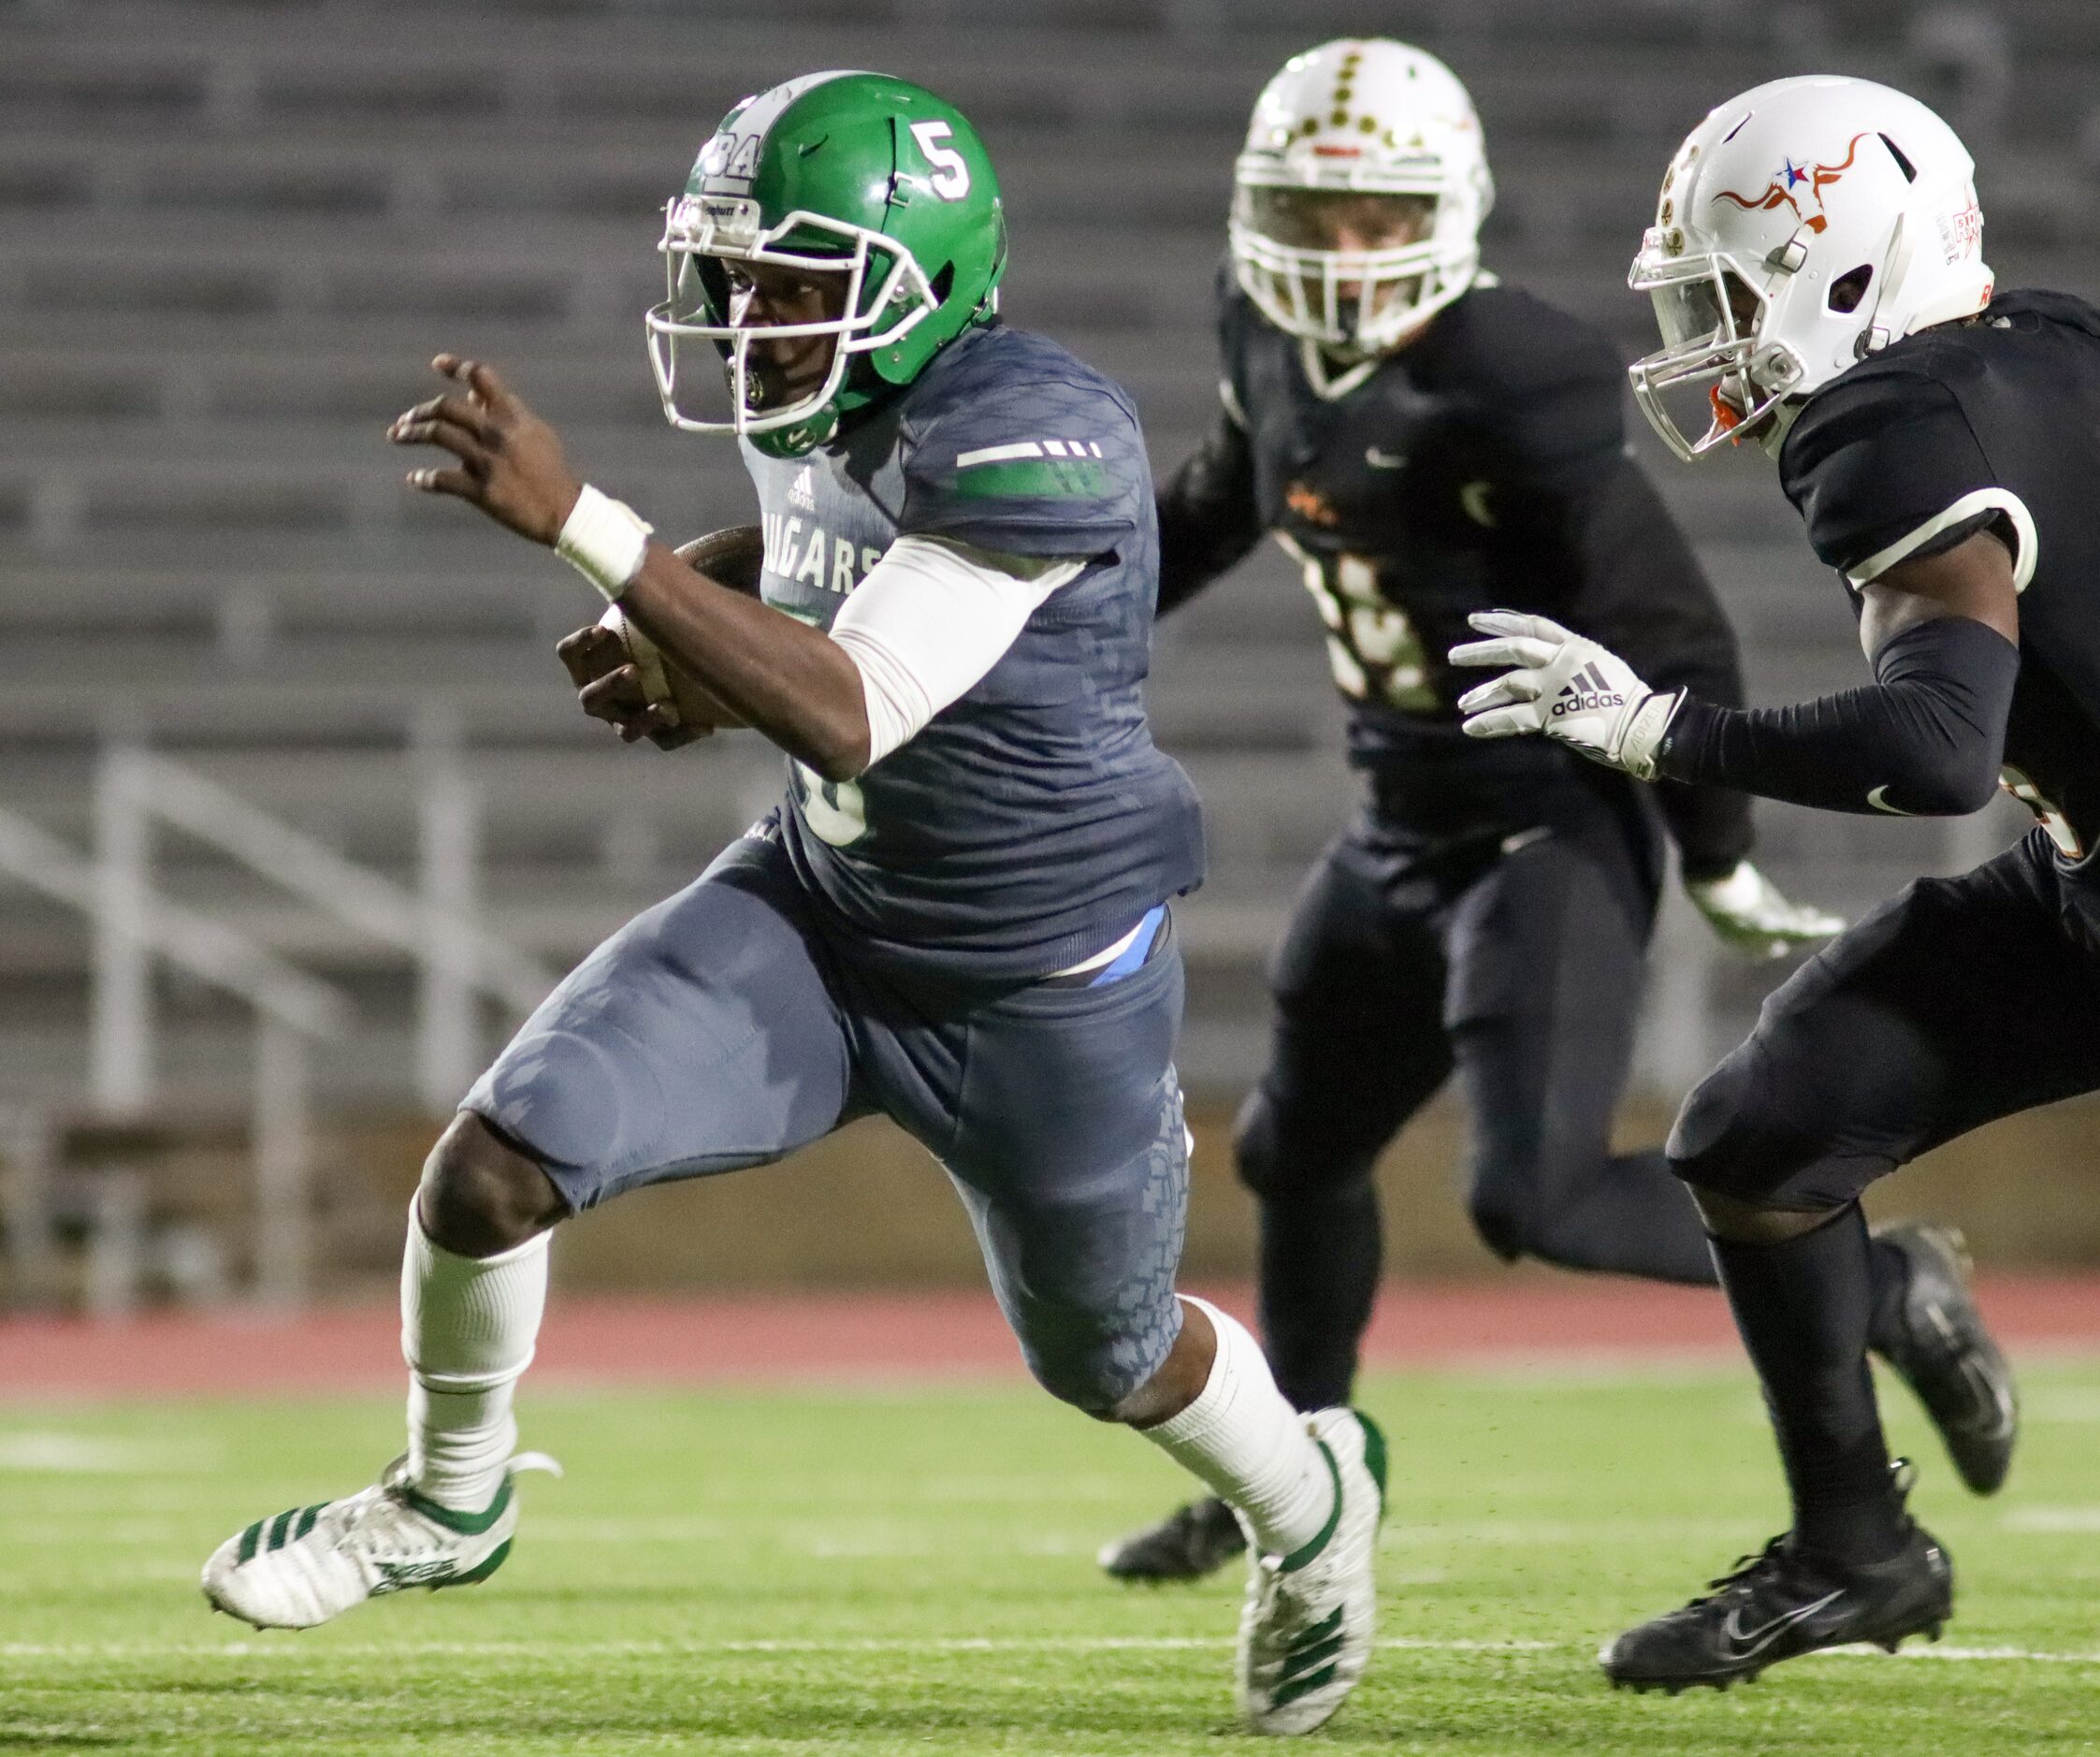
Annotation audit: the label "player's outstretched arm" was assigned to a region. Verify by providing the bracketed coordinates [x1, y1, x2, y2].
[1154, 405, 1263, 617]
[389, 356, 873, 781]
[1448, 530, 2020, 819]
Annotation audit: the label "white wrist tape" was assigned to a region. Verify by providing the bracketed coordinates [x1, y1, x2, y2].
[556, 485, 654, 603]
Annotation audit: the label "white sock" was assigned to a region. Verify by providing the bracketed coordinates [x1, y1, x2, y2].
[1138, 1296, 1336, 1559]
[400, 1200, 549, 1513]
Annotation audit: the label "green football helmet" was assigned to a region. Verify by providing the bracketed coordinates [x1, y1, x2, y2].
[646, 71, 1007, 457]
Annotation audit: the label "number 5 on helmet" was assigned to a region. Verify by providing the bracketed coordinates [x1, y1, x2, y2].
[644, 73, 1008, 458]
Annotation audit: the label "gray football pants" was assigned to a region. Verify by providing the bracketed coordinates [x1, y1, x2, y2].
[464, 829, 1190, 1413]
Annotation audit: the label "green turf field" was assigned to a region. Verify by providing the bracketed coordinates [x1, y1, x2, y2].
[2, 1361, 2095, 1753]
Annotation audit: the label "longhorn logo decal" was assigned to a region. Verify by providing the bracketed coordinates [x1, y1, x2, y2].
[1713, 132, 1871, 233]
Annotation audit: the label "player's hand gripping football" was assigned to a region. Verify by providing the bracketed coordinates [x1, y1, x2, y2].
[556, 618, 708, 751]
[1684, 862, 1844, 960]
[1449, 611, 1680, 780]
[388, 356, 582, 545]
[553, 530, 764, 749]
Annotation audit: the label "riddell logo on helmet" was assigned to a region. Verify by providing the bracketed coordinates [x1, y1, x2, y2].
[1937, 200, 1983, 264]
[1713, 132, 1872, 234]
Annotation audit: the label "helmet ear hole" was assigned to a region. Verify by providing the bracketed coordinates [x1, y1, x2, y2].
[927, 262, 954, 308]
[1829, 265, 1875, 314]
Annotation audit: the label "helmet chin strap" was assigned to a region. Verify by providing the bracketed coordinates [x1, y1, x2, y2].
[1851, 210, 1988, 358]
[1299, 340, 1382, 401]
[1753, 399, 1804, 461]
[1856, 213, 1910, 357]
[1299, 298, 1449, 402]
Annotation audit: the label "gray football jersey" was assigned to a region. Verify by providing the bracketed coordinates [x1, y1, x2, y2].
[739, 322, 1204, 983]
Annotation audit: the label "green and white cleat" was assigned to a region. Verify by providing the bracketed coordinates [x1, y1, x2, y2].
[1237, 1408, 1387, 1735]
[201, 1452, 558, 1631]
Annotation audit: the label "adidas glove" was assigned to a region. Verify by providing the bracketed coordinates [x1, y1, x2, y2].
[1449, 611, 1681, 781]
[1685, 861, 1844, 960]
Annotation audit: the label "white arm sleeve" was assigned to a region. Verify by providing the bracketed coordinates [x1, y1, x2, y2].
[828, 533, 1085, 765]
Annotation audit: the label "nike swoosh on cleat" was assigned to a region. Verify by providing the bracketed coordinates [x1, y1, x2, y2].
[1866, 785, 1914, 815]
[1719, 1589, 1845, 1659]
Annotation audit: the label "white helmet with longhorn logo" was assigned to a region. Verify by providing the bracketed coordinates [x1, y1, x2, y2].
[1628, 75, 1992, 461]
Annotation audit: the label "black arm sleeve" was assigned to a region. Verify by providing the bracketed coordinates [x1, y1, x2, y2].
[1154, 405, 1263, 617]
[1656, 613, 2018, 816]
[1561, 457, 1755, 880]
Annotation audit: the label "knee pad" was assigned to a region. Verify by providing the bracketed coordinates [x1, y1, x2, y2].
[1667, 1050, 1884, 1213]
[1231, 1089, 1282, 1194]
[1231, 1087, 1381, 1202]
[1463, 1180, 1535, 1264]
[1666, 1055, 1753, 1191]
[1013, 1296, 1182, 1418]
[471, 1025, 666, 1181]
[1665, 1041, 1805, 1206]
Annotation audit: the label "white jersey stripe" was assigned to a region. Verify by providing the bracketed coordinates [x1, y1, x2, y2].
[1846, 486, 2038, 594]
[954, 441, 1047, 470]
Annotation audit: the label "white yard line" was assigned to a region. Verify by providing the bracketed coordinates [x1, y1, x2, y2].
[1813, 1643, 2100, 1666]
[1999, 1507, 2100, 1532]
[0, 1432, 219, 1474]
[0, 1636, 1552, 1661]
[3, 1634, 2090, 1664]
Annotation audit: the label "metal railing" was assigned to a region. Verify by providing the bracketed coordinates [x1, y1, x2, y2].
[0, 802, 347, 1303]
[0, 732, 561, 1306]
[92, 733, 559, 1117]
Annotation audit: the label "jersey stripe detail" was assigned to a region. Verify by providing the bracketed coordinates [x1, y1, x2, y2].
[1846, 486, 2038, 594]
[955, 441, 1047, 469]
[954, 457, 1110, 499]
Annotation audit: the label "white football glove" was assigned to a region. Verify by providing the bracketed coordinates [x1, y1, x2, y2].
[1685, 861, 1845, 960]
[1450, 612, 1681, 781]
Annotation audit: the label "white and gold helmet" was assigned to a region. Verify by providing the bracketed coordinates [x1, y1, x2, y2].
[1229, 39, 1493, 376]
[1628, 75, 1993, 462]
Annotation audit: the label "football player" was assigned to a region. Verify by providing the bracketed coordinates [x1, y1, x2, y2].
[1453, 74, 2049, 1689]
[200, 75, 1383, 1735]
[1104, 39, 2004, 1587]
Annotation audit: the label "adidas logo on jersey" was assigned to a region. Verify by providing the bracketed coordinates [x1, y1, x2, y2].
[788, 466, 817, 512]
[1552, 661, 1624, 717]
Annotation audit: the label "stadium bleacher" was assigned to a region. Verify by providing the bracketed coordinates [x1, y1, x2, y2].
[0, 0, 2071, 1129]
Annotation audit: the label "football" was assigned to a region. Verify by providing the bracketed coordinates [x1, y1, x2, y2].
[594, 524, 767, 732]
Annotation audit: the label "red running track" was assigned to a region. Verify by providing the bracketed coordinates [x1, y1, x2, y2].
[0, 1275, 2093, 1400]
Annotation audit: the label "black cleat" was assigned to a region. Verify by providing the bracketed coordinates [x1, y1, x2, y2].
[1870, 1221, 2018, 1495]
[1600, 1516, 1952, 1692]
[1097, 1496, 1247, 1583]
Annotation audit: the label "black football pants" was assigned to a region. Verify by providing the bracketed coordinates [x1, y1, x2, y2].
[1671, 827, 2100, 1209]
[1235, 783, 1717, 1411]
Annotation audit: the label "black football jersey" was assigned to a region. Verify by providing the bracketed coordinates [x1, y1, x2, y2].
[1158, 269, 1752, 877]
[1780, 289, 2100, 861]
